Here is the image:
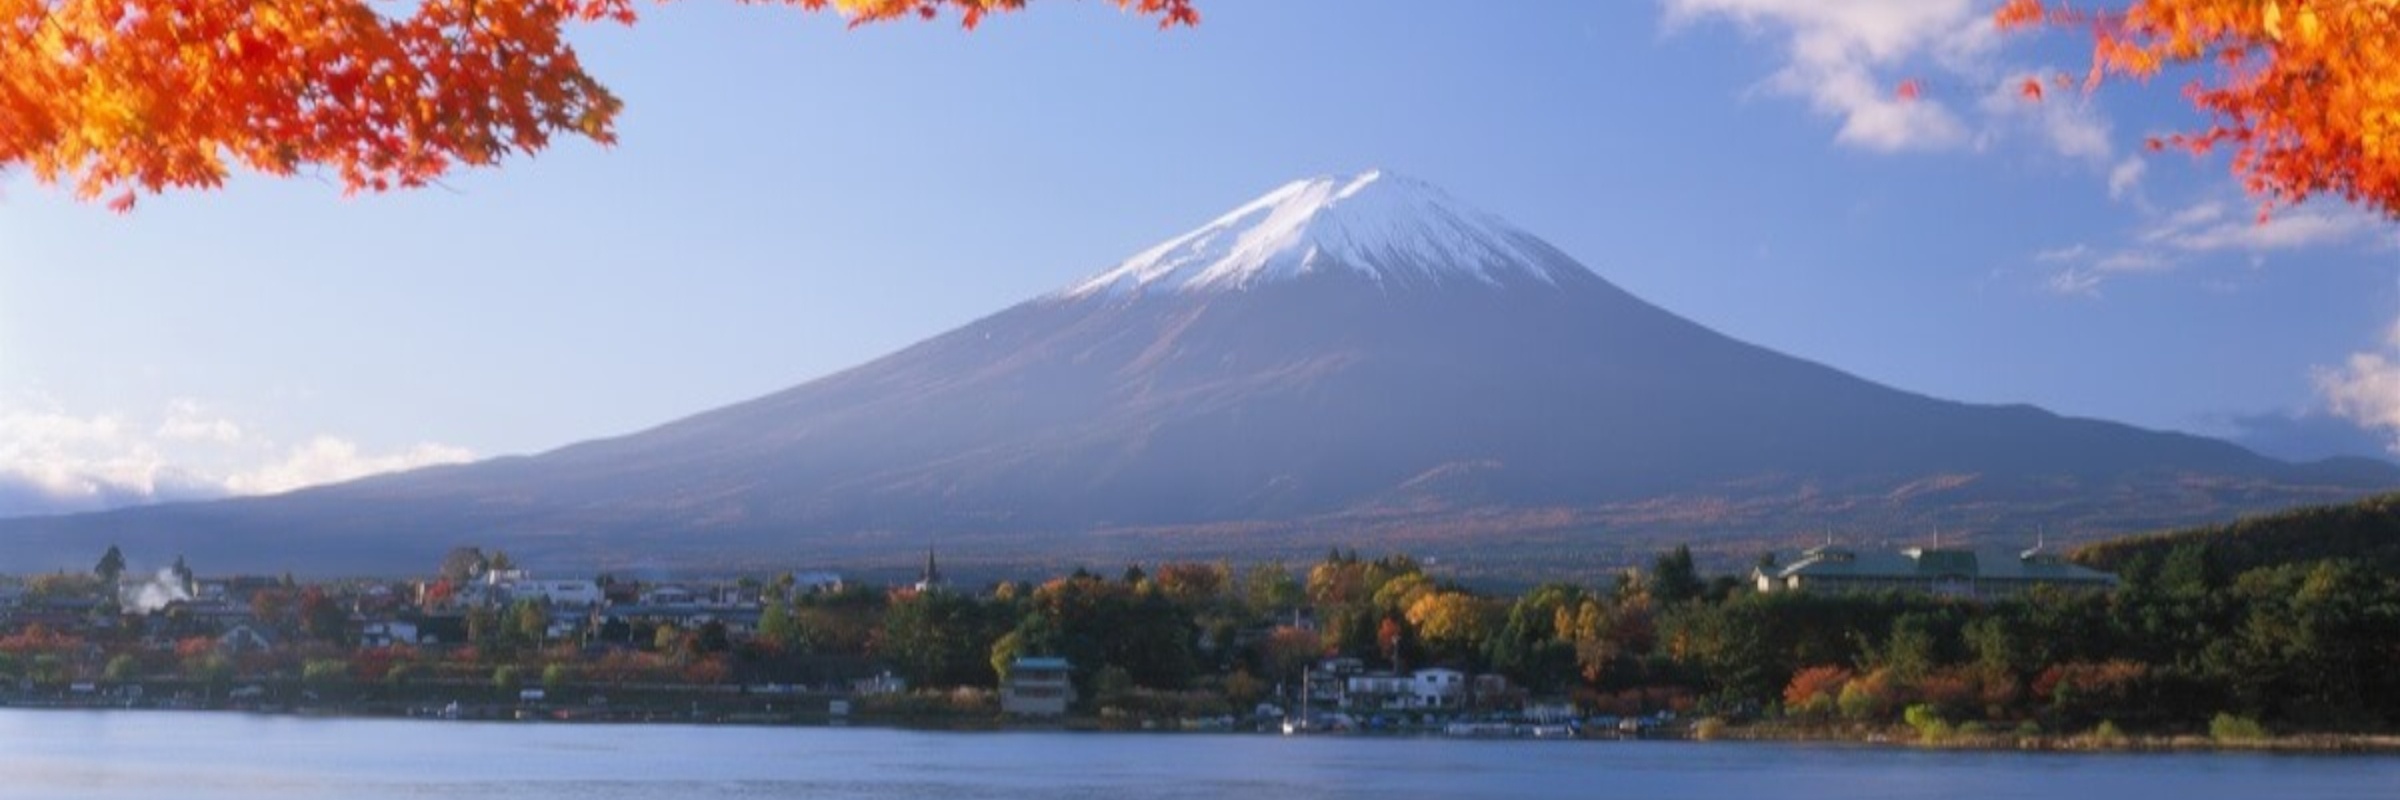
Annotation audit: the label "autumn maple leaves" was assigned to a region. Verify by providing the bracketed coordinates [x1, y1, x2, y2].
[0, 0, 1196, 210]
[1990, 0, 2400, 218]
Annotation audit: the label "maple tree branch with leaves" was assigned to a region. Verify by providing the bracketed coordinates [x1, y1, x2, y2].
[0, 0, 1196, 210]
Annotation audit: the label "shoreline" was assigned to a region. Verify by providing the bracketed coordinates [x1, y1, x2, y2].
[1706, 720, 2400, 755]
[9, 699, 2397, 755]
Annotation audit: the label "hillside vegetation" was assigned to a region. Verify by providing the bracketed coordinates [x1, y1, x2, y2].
[2073, 492, 2400, 576]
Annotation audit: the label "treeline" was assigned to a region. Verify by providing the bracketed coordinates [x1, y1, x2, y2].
[746, 542, 2400, 734]
[9, 520, 2399, 737]
[2075, 491, 2400, 576]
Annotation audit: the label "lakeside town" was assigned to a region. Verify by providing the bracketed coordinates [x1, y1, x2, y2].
[3, 504, 2397, 749]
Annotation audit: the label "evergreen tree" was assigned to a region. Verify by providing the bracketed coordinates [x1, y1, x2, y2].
[1652, 545, 1705, 605]
[94, 545, 126, 586]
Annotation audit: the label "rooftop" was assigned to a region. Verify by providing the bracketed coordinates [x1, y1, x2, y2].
[1769, 544, 2116, 585]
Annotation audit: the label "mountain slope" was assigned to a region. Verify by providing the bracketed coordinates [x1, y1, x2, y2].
[2, 171, 2390, 575]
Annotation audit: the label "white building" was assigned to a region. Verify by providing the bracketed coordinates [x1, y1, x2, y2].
[1002, 657, 1074, 716]
[360, 620, 420, 647]
[1411, 669, 1466, 710]
[510, 580, 604, 608]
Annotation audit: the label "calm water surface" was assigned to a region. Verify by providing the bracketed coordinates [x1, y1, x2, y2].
[4, 709, 2398, 799]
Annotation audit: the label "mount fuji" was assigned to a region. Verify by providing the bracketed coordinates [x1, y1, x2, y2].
[3, 171, 2390, 575]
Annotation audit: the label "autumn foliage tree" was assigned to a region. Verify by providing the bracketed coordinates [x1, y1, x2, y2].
[0, 0, 1196, 209]
[1999, 0, 2400, 218]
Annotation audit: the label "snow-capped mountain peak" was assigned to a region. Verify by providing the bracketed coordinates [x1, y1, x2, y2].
[1063, 170, 1575, 299]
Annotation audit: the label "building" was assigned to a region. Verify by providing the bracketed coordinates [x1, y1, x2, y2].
[913, 548, 946, 594]
[507, 579, 604, 608]
[1001, 657, 1074, 716]
[217, 623, 276, 653]
[1412, 668, 1466, 709]
[1756, 542, 2117, 599]
[1342, 672, 1412, 709]
[359, 619, 421, 647]
[1334, 667, 1481, 711]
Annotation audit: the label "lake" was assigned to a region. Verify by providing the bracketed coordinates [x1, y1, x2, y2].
[4, 709, 2397, 799]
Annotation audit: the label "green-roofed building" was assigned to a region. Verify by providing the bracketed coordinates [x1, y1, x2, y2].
[1754, 543, 2117, 599]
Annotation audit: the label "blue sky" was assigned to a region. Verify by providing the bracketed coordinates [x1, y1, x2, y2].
[3, 0, 2397, 514]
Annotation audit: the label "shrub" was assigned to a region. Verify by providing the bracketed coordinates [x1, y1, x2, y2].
[384, 662, 419, 686]
[302, 659, 349, 685]
[1838, 670, 1897, 721]
[103, 654, 141, 683]
[2210, 713, 2268, 743]
[1904, 703, 1952, 743]
[1783, 665, 1852, 715]
[1693, 716, 1728, 741]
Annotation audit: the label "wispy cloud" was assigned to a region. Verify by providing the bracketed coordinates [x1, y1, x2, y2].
[2033, 197, 2386, 295]
[0, 398, 473, 517]
[2032, 245, 2169, 297]
[2143, 202, 2381, 254]
[2107, 157, 2147, 204]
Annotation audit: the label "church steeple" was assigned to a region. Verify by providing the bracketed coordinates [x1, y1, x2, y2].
[914, 547, 945, 592]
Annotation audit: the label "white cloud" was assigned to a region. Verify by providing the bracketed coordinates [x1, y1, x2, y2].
[2107, 157, 2147, 202]
[2031, 244, 2172, 296]
[223, 437, 474, 496]
[2146, 203, 2379, 253]
[1664, 0, 2142, 168]
[2093, 250, 2169, 273]
[0, 399, 473, 517]
[2316, 320, 2400, 452]
[1663, 0, 1983, 152]
[1663, 1, 2160, 202]
[2035, 197, 2385, 295]
[1976, 72, 2112, 163]
[155, 398, 246, 445]
[2033, 244, 2090, 263]
[2044, 268, 2103, 297]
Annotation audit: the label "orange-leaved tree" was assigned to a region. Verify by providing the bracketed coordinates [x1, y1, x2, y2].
[1998, 0, 2400, 218]
[0, 0, 1196, 210]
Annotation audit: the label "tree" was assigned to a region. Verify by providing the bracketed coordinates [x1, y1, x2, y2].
[298, 586, 350, 643]
[1243, 562, 1304, 618]
[510, 598, 549, 647]
[881, 590, 1000, 688]
[1784, 665, 1853, 718]
[1999, 0, 2400, 218]
[493, 664, 522, 692]
[93, 545, 126, 586]
[303, 658, 351, 686]
[103, 653, 142, 683]
[439, 547, 488, 583]
[1404, 591, 1493, 667]
[756, 601, 802, 654]
[467, 605, 501, 650]
[0, 0, 1198, 210]
[1651, 545, 1705, 606]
